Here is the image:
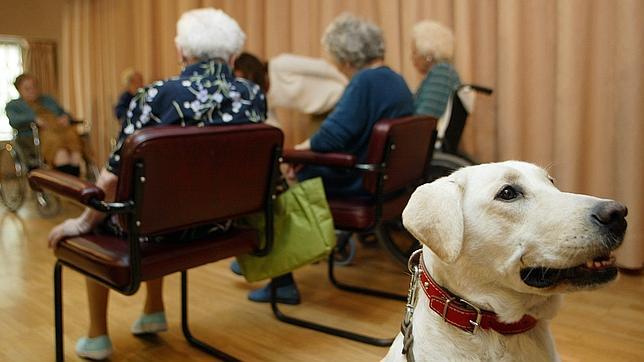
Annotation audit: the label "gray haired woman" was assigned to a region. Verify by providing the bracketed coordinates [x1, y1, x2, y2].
[411, 20, 461, 118]
[48, 8, 266, 359]
[243, 13, 414, 304]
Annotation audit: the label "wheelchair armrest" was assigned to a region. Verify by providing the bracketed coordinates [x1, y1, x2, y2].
[28, 169, 105, 206]
[282, 149, 356, 168]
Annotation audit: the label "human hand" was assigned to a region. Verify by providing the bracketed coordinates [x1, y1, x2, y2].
[57, 114, 70, 127]
[285, 164, 303, 182]
[35, 117, 47, 128]
[47, 217, 93, 248]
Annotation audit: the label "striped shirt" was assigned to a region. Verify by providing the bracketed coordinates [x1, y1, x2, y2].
[414, 62, 461, 118]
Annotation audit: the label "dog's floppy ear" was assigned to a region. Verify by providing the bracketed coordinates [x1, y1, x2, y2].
[402, 177, 464, 263]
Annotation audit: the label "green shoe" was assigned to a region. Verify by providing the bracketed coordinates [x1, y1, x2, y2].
[75, 335, 113, 360]
[131, 311, 168, 335]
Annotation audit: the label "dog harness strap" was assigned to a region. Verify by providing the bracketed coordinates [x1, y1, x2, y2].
[419, 261, 538, 335]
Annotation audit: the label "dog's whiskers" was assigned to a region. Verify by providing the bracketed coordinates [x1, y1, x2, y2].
[522, 267, 536, 282]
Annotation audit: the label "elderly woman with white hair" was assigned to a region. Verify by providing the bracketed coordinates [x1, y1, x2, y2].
[411, 20, 461, 118]
[47, 8, 265, 359]
[243, 13, 414, 305]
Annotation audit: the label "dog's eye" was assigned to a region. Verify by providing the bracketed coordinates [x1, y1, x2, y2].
[496, 185, 520, 201]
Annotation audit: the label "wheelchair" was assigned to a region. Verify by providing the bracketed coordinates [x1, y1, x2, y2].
[337, 84, 494, 266]
[0, 120, 100, 217]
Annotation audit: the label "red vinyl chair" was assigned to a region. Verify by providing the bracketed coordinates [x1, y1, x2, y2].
[276, 115, 437, 346]
[29, 124, 283, 362]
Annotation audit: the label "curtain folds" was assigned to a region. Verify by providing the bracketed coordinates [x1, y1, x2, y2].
[25, 40, 58, 97]
[60, 0, 643, 269]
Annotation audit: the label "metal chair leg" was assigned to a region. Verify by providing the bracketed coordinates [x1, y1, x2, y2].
[269, 282, 394, 346]
[180, 271, 240, 361]
[54, 262, 64, 362]
[328, 248, 406, 301]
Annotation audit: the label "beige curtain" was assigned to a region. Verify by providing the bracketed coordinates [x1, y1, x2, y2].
[24, 40, 58, 97]
[61, 0, 643, 269]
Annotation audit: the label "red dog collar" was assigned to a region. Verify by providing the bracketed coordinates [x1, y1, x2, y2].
[419, 261, 538, 335]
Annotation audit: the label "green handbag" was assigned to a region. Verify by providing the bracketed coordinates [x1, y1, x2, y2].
[236, 177, 336, 282]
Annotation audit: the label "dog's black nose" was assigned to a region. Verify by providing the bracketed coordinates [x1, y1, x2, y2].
[591, 201, 628, 239]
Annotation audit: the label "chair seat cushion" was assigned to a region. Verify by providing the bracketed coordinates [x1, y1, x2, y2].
[329, 198, 376, 230]
[329, 191, 412, 230]
[55, 228, 258, 288]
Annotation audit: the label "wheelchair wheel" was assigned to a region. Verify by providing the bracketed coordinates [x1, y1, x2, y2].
[0, 143, 27, 212]
[35, 191, 61, 218]
[426, 151, 476, 182]
[333, 231, 357, 266]
[376, 219, 420, 267]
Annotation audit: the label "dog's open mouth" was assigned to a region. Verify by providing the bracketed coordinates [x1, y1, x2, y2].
[520, 254, 618, 288]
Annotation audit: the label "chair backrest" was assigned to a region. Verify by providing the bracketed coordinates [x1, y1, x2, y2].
[362, 116, 437, 195]
[440, 89, 471, 154]
[115, 124, 283, 236]
[438, 84, 493, 154]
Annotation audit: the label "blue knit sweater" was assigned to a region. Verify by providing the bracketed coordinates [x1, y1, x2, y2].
[303, 66, 414, 196]
[311, 66, 413, 161]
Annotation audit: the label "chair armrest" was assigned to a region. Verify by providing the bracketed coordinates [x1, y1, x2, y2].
[282, 149, 356, 168]
[28, 169, 105, 205]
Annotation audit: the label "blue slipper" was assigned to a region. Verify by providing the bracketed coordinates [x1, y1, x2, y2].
[75, 335, 113, 360]
[248, 282, 301, 305]
[131, 311, 168, 335]
[230, 259, 243, 276]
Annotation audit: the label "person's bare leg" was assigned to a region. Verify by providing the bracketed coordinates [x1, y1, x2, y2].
[143, 278, 165, 314]
[70, 151, 82, 166]
[53, 149, 71, 167]
[86, 278, 110, 338]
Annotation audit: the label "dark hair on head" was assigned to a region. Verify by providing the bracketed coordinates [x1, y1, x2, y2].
[234, 52, 269, 92]
[14, 73, 35, 89]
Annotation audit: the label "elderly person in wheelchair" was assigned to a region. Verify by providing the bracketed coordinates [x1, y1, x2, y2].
[46, 8, 266, 360]
[5, 74, 84, 176]
[410, 20, 461, 118]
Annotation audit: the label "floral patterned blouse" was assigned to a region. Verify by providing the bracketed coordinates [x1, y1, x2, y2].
[107, 59, 267, 174]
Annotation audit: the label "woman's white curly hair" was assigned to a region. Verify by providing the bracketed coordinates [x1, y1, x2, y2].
[175, 8, 246, 61]
[322, 13, 385, 69]
[412, 20, 455, 63]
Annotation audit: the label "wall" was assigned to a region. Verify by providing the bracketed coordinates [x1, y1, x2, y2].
[0, 0, 64, 44]
[0, 0, 65, 95]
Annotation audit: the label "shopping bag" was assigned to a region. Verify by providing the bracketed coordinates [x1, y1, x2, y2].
[236, 177, 336, 282]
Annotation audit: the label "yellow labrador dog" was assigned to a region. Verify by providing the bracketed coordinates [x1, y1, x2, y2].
[384, 161, 627, 361]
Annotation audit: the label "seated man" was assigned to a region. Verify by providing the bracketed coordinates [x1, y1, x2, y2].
[5, 74, 83, 175]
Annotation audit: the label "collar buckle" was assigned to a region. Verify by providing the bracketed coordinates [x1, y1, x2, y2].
[458, 298, 483, 334]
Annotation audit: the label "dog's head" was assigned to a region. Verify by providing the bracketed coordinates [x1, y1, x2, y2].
[403, 161, 627, 294]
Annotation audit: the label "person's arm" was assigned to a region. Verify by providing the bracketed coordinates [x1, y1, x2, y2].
[5, 100, 35, 131]
[46, 86, 152, 248]
[47, 168, 118, 247]
[39, 95, 67, 117]
[309, 78, 367, 153]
